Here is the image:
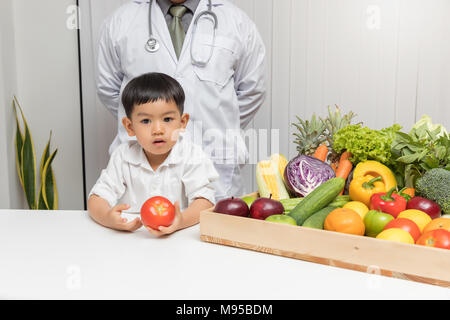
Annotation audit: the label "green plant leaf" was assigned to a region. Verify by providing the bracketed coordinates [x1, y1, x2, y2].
[42, 149, 58, 210]
[404, 164, 421, 188]
[37, 185, 48, 210]
[395, 131, 414, 144]
[40, 131, 52, 182]
[422, 156, 440, 169]
[12, 98, 24, 188]
[21, 123, 37, 209]
[395, 153, 421, 164]
[16, 99, 37, 210]
[37, 132, 53, 210]
[435, 146, 447, 160]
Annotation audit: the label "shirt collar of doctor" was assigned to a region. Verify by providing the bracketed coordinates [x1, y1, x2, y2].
[155, 0, 200, 16]
[124, 132, 186, 170]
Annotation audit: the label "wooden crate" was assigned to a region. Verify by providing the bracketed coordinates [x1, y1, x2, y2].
[200, 193, 450, 288]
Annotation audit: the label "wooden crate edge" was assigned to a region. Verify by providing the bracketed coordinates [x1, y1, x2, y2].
[199, 210, 450, 288]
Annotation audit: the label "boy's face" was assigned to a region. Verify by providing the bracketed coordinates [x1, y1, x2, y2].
[122, 99, 189, 160]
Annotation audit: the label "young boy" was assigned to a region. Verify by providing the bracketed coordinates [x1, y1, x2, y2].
[88, 72, 219, 236]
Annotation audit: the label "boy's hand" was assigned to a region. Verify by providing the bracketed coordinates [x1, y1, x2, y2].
[145, 201, 183, 237]
[107, 204, 142, 232]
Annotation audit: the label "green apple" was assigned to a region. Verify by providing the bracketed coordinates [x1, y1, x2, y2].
[265, 214, 297, 226]
[241, 196, 257, 208]
[363, 210, 395, 237]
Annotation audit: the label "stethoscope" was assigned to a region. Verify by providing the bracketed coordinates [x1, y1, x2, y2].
[145, 0, 218, 67]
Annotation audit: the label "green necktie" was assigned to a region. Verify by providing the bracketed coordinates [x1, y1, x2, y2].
[169, 5, 188, 59]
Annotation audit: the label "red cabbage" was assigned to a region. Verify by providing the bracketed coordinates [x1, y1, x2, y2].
[284, 155, 336, 197]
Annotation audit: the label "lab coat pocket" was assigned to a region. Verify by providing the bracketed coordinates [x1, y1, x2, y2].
[191, 34, 237, 87]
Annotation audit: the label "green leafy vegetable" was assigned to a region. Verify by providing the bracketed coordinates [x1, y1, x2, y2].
[333, 124, 402, 166]
[391, 115, 450, 188]
[410, 115, 448, 140]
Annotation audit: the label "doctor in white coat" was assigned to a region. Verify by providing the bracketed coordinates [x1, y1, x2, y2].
[97, 0, 266, 200]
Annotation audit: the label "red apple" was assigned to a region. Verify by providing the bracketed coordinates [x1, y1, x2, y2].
[214, 197, 250, 217]
[250, 197, 284, 220]
[406, 196, 441, 219]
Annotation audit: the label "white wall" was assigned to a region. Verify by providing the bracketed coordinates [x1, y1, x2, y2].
[79, 0, 121, 207]
[0, 0, 85, 209]
[236, 0, 450, 192]
[0, 0, 20, 209]
[80, 0, 450, 197]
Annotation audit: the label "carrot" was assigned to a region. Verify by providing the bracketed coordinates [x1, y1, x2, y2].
[313, 144, 328, 162]
[336, 152, 353, 195]
[339, 151, 352, 162]
[336, 159, 352, 179]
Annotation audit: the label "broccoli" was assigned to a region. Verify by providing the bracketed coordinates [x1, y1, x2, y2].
[415, 168, 450, 214]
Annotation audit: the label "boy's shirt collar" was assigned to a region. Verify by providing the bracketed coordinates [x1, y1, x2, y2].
[123, 131, 186, 170]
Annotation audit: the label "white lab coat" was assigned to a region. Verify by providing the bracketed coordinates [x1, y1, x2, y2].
[96, 0, 266, 200]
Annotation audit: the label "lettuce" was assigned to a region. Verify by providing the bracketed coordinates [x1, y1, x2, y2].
[333, 124, 402, 165]
[410, 115, 448, 140]
[391, 116, 450, 188]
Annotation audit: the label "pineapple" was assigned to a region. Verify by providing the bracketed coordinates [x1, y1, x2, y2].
[292, 105, 359, 161]
[322, 105, 359, 163]
[292, 114, 327, 156]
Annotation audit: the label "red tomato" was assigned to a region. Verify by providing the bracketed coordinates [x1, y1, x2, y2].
[416, 229, 450, 250]
[383, 218, 422, 242]
[140, 196, 175, 230]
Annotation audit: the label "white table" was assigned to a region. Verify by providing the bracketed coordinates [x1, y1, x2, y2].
[0, 209, 449, 300]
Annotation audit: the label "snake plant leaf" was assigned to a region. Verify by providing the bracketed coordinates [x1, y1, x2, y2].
[37, 132, 52, 210]
[16, 98, 37, 210]
[21, 120, 37, 210]
[13, 98, 24, 188]
[13, 96, 58, 210]
[37, 185, 48, 210]
[40, 131, 52, 182]
[41, 149, 58, 210]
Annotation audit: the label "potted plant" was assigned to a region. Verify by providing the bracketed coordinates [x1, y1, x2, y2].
[13, 96, 58, 210]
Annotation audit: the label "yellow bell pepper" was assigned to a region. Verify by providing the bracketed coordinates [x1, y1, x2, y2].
[349, 174, 386, 207]
[353, 160, 397, 191]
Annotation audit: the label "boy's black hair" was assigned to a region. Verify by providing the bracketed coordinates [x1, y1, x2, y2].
[121, 72, 185, 118]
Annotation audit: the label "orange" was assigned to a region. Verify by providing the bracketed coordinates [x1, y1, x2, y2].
[324, 208, 365, 236]
[423, 217, 450, 233]
[376, 228, 414, 244]
[343, 201, 369, 220]
[397, 209, 432, 233]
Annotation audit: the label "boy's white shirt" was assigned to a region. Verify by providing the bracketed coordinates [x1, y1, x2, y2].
[89, 131, 219, 213]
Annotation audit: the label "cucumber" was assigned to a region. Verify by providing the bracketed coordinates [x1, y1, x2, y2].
[328, 195, 351, 208]
[280, 198, 303, 213]
[280, 195, 349, 214]
[288, 177, 345, 225]
[302, 206, 335, 229]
